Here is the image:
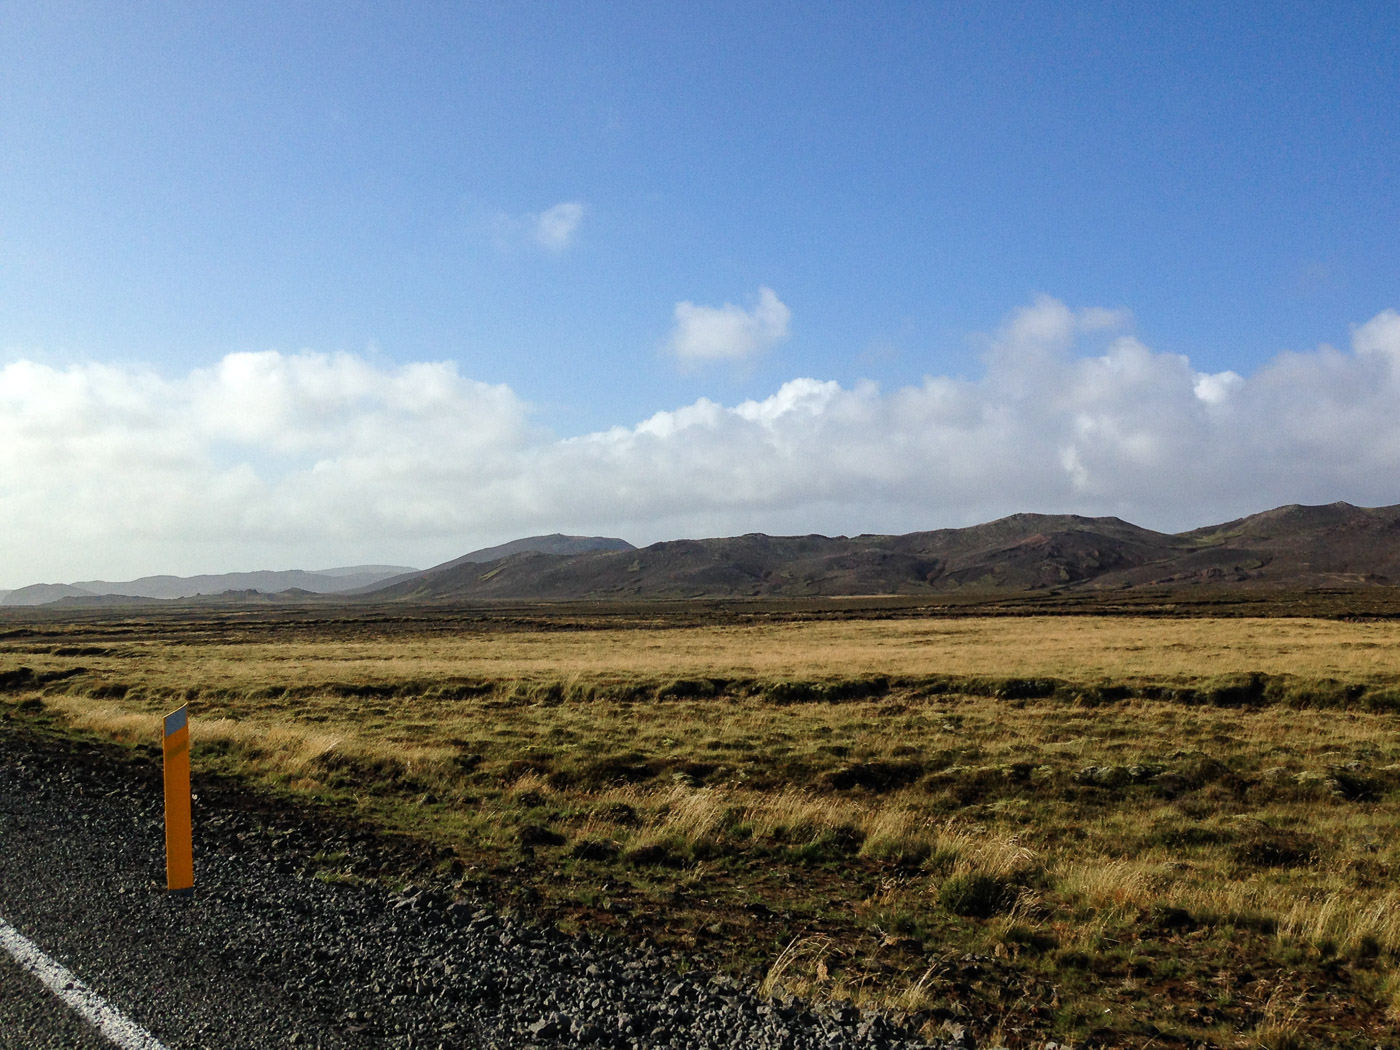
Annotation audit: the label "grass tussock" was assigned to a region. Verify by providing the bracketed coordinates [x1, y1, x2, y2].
[6, 609, 1400, 1047]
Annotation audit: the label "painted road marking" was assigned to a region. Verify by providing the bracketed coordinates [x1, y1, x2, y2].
[0, 916, 170, 1050]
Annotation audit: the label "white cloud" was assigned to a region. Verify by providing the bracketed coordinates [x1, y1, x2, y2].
[1353, 308, 1400, 363]
[1192, 369, 1243, 405]
[492, 201, 585, 254]
[531, 201, 585, 252]
[669, 286, 791, 363]
[5, 296, 1400, 585]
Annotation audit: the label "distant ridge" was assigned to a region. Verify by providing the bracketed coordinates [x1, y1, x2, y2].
[3, 583, 96, 606]
[1, 565, 418, 606]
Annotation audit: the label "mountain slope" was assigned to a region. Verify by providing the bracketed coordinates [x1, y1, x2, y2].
[433, 533, 636, 570]
[364, 535, 636, 596]
[1095, 502, 1400, 588]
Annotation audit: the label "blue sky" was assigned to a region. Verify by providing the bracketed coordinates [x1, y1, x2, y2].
[2, 2, 1398, 585]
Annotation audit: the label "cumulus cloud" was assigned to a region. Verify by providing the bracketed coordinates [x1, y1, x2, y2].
[669, 286, 791, 363]
[5, 297, 1400, 584]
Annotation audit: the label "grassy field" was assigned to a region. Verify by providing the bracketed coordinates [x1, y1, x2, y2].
[4, 604, 1400, 1048]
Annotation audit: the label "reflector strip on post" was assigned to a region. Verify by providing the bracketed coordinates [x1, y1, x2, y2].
[162, 705, 194, 893]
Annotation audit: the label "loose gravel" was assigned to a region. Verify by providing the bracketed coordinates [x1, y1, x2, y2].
[0, 722, 954, 1050]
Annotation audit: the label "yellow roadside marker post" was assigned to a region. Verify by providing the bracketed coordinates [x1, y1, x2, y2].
[162, 705, 194, 894]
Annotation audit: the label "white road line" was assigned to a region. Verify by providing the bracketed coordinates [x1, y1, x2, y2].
[0, 916, 170, 1050]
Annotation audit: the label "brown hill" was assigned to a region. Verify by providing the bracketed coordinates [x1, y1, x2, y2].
[427, 533, 635, 571]
[1095, 501, 1400, 589]
[366, 502, 1400, 602]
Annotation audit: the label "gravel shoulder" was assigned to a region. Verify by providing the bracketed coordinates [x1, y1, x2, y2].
[0, 721, 947, 1050]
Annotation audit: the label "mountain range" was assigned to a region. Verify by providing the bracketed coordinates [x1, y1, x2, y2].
[0, 535, 636, 607]
[370, 502, 1400, 603]
[7, 503, 1400, 607]
[0, 565, 416, 607]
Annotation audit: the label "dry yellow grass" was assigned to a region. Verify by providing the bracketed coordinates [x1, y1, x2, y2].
[11, 616, 1400, 704]
[7, 610, 1400, 1047]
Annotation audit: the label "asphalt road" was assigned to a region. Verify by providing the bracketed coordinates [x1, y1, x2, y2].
[0, 721, 944, 1050]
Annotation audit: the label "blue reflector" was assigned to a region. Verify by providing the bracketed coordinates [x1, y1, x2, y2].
[163, 705, 188, 737]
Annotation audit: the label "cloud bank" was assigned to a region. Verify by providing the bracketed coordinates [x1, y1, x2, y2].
[669, 286, 791, 363]
[4, 295, 1400, 584]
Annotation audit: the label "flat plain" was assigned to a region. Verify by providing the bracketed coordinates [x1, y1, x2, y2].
[4, 598, 1400, 1048]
